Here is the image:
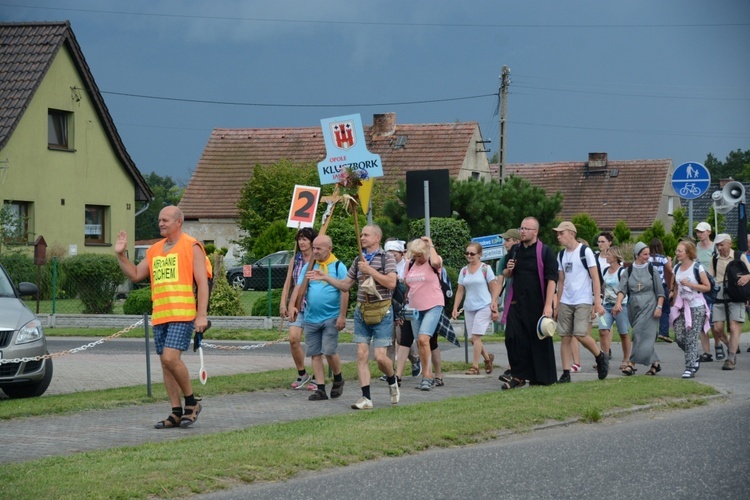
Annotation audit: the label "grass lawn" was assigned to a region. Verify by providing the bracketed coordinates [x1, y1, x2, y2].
[0, 367, 716, 499]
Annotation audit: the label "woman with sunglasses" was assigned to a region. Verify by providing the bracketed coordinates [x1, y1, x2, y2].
[452, 242, 500, 375]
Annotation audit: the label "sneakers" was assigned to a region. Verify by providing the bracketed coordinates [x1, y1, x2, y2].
[291, 372, 311, 390]
[570, 363, 581, 373]
[699, 353, 713, 362]
[411, 361, 422, 377]
[715, 344, 726, 360]
[308, 389, 328, 401]
[330, 379, 345, 399]
[596, 352, 609, 380]
[722, 359, 736, 371]
[558, 372, 571, 383]
[419, 378, 433, 391]
[351, 397, 373, 410]
[389, 383, 400, 404]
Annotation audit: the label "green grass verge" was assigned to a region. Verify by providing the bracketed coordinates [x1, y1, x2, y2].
[0, 375, 716, 499]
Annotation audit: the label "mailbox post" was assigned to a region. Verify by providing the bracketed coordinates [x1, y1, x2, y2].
[34, 236, 47, 314]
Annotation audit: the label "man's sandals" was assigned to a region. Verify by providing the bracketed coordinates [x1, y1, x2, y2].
[154, 413, 182, 429]
[179, 402, 203, 428]
[621, 363, 637, 376]
[500, 377, 526, 390]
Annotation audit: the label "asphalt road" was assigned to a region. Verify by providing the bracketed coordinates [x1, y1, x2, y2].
[201, 399, 750, 500]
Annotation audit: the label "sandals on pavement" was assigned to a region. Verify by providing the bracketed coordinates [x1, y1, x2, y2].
[434, 377, 445, 387]
[622, 364, 635, 376]
[179, 402, 202, 428]
[498, 369, 512, 384]
[500, 377, 526, 390]
[465, 366, 480, 375]
[154, 413, 181, 429]
[484, 353, 495, 374]
[645, 363, 662, 376]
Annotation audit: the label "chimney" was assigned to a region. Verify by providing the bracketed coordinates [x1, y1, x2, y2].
[372, 112, 396, 137]
[587, 152, 608, 168]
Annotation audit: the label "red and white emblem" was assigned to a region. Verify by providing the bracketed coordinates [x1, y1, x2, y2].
[330, 120, 356, 150]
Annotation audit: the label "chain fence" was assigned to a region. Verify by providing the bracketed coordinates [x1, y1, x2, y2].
[0, 318, 290, 365]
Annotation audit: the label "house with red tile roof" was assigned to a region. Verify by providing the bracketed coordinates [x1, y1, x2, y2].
[495, 153, 678, 232]
[180, 113, 491, 264]
[0, 21, 152, 257]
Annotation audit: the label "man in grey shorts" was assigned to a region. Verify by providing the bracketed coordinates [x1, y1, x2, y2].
[709, 233, 750, 371]
[288, 235, 348, 401]
[553, 221, 609, 383]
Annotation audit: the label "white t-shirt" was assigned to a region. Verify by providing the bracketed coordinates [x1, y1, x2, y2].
[458, 264, 496, 311]
[558, 243, 598, 305]
[676, 262, 707, 308]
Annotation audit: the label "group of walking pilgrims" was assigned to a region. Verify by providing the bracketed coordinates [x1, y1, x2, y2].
[280, 218, 746, 408]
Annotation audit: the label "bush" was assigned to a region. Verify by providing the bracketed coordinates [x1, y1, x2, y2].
[123, 287, 152, 315]
[251, 289, 283, 316]
[408, 217, 471, 269]
[208, 257, 245, 316]
[0, 251, 35, 285]
[61, 254, 123, 314]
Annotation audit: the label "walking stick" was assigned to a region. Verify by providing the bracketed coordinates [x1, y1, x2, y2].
[279, 223, 301, 331]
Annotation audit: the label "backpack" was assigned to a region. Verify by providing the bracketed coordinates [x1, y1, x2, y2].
[691, 262, 718, 303]
[558, 245, 603, 296]
[461, 263, 489, 280]
[716, 251, 750, 303]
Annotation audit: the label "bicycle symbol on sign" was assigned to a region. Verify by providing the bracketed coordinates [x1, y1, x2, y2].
[679, 183, 702, 196]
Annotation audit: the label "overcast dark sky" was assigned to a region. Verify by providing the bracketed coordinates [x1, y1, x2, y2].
[4, 0, 749, 185]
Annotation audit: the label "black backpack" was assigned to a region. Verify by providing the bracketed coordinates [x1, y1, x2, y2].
[716, 251, 750, 303]
[691, 262, 718, 303]
[623, 262, 660, 298]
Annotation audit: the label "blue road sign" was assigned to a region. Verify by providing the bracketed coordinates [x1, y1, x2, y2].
[671, 162, 710, 200]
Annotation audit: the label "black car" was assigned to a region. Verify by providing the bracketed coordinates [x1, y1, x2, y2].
[0, 263, 53, 398]
[226, 250, 292, 291]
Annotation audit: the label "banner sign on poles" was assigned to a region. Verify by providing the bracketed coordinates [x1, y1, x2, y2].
[287, 185, 320, 228]
[317, 113, 383, 185]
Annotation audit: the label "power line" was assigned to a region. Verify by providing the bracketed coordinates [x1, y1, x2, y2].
[511, 120, 750, 139]
[97, 89, 498, 108]
[513, 84, 749, 102]
[4, 3, 748, 29]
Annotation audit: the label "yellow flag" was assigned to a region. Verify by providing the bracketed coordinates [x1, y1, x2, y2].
[358, 178, 375, 215]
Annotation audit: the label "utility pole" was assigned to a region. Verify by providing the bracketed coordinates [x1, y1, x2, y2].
[498, 65, 510, 182]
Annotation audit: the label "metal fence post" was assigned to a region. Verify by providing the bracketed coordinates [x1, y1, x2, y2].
[52, 256, 57, 315]
[144, 313, 152, 397]
[267, 255, 272, 318]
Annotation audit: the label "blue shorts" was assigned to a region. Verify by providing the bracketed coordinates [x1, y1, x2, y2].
[153, 321, 194, 355]
[410, 306, 443, 338]
[600, 303, 630, 335]
[353, 307, 393, 348]
[304, 317, 339, 356]
[289, 310, 305, 329]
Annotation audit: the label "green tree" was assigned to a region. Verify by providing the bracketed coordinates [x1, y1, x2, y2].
[670, 207, 689, 240]
[252, 220, 296, 258]
[613, 220, 631, 244]
[408, 217, 471, 269]
[705, 207, 726, 235]
[570, 214, 599, 246]
[236, 160, 325, 256]
[135, 172, 184, 240]
[704, 149, 750, 181]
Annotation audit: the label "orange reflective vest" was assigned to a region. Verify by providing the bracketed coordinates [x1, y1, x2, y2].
[147, 234, 208, 325]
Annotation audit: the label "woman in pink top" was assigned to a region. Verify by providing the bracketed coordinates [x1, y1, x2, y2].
[405, 236, 444, 391]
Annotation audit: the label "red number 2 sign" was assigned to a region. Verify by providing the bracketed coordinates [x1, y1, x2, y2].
[287, 185, 320, 228]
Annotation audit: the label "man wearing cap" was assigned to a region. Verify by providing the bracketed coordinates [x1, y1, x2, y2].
[708, 233, 749, 370]
[500, 217, 558, 388]
[695, 221, 719, 362]
[554, 221, 609, 382]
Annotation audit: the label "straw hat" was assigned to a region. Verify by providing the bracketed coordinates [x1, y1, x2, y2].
[536, 316, 557, 340]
